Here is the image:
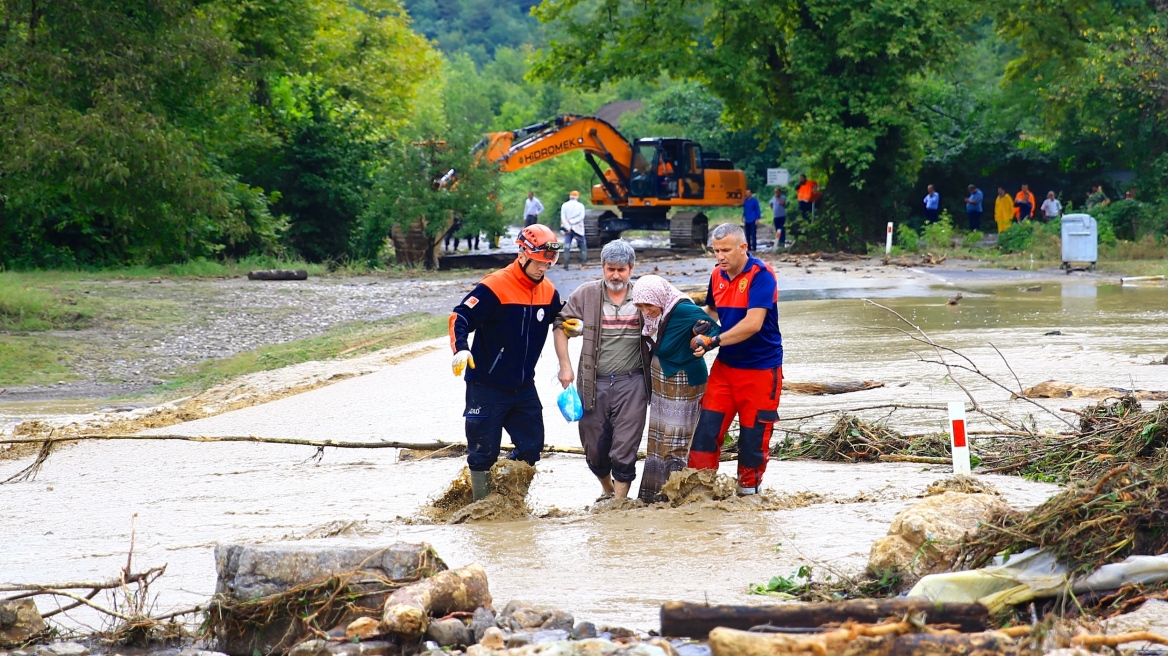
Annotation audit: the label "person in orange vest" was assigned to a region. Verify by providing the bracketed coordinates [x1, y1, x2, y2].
[1013, 184, 1036, 221]
[795, 174, 819, 223]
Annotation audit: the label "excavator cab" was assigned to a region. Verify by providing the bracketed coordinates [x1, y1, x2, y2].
[629, 138, 706, 202]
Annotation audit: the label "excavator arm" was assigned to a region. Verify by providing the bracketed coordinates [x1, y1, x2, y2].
[472, 116, 639, 204]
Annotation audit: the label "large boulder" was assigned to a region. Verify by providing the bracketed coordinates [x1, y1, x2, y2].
[1, 599, 46, 647]
[868, 492, 1010, 587]
[212, 543, 446, 656]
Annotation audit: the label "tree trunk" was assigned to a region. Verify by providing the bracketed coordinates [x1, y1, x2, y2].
[709, 627, 1015, 656]
[659, 600, 989, 638]
[379, 563, 491, 638]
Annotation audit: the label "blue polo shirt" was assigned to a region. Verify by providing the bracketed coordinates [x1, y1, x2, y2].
[704, 255, 783, 369]
[743, 196, 761, 223]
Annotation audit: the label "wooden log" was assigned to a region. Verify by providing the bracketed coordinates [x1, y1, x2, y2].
[659, 600, 989, 638]
[708, 627, 1015, 656]
[247, 269, 308, 281]
[783, 381, 885, 396]
[379, 563, 491, 638]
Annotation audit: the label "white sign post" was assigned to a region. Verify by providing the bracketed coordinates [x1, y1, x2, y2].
[948, 401, 971, 475]
[885, 222, 894, 255]
[766, 168, 790, 187]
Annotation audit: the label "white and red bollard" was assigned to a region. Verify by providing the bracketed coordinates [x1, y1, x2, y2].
[885, 222, 894, 255]
[948, 401, 971, 475]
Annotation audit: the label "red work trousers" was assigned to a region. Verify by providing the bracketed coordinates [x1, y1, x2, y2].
[687, 360, 782, 488]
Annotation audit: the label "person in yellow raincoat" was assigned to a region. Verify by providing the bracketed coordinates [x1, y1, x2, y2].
[994, 187, 1014, 233]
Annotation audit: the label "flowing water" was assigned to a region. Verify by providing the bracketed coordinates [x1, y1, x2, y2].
[2, 276, 1167, 633]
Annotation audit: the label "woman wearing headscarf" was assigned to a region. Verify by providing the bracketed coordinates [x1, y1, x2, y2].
[632, 275, 721, 502]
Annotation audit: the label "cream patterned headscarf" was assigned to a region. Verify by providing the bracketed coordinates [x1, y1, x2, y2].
[631, 274, 689, 339]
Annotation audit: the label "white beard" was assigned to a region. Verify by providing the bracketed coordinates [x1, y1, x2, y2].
[604, 279, 627, 291]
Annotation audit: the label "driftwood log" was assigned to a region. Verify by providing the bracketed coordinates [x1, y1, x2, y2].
[659, 600, 989, 638]
[379, 563, 491, 638]
[1017, 380, 1168, 401]
[783, 381, 885, 395]
[709, 626, 1015, 656]
[247, 269, 308, 281]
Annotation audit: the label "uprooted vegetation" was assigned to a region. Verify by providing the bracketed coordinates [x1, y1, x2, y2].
[957, 463, 1168, 574]
[772, 396, 1168, 484]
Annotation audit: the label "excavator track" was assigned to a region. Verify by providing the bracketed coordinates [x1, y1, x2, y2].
[669, 211, 709, 250]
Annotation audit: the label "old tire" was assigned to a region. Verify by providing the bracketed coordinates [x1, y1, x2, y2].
[670, 212, 709, 250]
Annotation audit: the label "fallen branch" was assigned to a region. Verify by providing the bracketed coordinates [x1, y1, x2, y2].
[1071, 630, 1168, 648]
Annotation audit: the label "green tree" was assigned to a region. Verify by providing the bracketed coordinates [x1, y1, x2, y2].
[532, 0, 977, 249]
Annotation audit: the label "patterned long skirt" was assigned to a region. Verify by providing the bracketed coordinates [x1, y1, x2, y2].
[638, 357, 707, 503]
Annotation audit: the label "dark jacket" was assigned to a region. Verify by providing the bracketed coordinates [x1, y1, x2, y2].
[651, 300, 720, 385]
[450, 260, 562, 390]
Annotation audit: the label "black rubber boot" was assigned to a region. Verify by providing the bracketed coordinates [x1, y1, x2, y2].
[470, 470, 491, 501]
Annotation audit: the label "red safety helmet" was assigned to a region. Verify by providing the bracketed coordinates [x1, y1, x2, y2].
[516, 224, 562, 263]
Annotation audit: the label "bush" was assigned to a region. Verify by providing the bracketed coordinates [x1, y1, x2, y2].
[998, 220, 1036, 253]
[922, 212, 955, 250]
[896, 224, 921, 252]
[962, 230, 984, 248]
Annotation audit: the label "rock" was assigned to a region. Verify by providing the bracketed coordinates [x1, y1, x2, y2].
[426, 618, 473, 648]
[213, 542, 445, 656]
[215, 543, 445, 599]
[511, 609, 546, 630]
[288, 640, 332, 656]
[541, 610, 574, 632]
[868, 492, 1011, 587]
[506, 633, 531, 648]
[531, 630, 570, 644]
[675, 644, 711, 656]
[605, 626, 637, 639]
[288, 640, 393, 656]
[345, 617, 380, 641]
[471, 607, 496, 643]
[1, 601, 46, 648]
[177, 650, 232, 656]
[34, 644, 88, 656]
[480, 627, 506, 650]
[1102, 598, 1168, 646]
[572, 622, 598, 640]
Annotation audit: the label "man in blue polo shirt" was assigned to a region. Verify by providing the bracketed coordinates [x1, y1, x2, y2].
[688, 223, 783, 495]
[742, 188, 761, 251]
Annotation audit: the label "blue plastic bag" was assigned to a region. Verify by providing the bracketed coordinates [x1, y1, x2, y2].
[557, 383, 584, 422]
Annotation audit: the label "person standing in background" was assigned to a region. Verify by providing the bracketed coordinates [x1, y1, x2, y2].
[1014, 184, 1036, 221]
[922, 185, 940, 224]
[1040, 191, 1062, 222]
[795, 174, 818, 223]
[994, 187, 1014, 233]
[523, 191, 545, 227]
[560, 191, 587, 269]
[769, 187, 788, 246]
[963, 184, 984, 231]
[742, 188, 761, 251]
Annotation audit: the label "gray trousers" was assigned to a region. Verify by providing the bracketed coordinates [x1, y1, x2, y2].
[578, 369, 648, 483]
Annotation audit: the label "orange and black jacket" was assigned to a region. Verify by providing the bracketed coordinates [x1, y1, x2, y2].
[449, 260, 563, 390]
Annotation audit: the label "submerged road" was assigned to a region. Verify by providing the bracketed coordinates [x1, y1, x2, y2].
[3, 263, 1168, 630]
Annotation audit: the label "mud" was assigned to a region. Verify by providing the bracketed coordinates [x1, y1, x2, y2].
[423, 460, 537, 524]
[924, 475, 1001, 497]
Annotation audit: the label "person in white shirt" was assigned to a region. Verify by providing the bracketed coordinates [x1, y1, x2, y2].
[560, 191, 588, 269]
[523, 191, 545, 227]
[1040, 191, 1063, 222]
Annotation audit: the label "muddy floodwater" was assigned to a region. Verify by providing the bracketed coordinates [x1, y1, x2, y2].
[3, 269, 1168, 632]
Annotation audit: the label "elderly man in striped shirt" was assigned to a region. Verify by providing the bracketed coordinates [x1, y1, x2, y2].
[553, 241, 651, 500]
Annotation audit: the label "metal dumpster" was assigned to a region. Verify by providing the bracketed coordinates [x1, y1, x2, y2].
[1061, 213, 1097, 271]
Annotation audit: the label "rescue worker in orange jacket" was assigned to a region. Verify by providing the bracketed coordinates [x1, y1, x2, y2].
[795, 174, 819, 222]
[449, 224, 565, 500]
[1014, 185, 1036, 221]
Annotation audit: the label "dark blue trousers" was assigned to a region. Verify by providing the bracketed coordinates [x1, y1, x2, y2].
[463, 381, 545, 472]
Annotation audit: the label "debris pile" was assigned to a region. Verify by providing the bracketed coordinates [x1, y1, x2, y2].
[659, 468, 821, 512]
[772, 415, 951, 463]
[957, 463, 1168, 574]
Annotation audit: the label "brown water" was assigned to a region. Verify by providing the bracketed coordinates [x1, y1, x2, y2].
[2, 281, 1166, 633]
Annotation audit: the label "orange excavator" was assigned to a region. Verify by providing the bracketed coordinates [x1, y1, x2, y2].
[470, 115, 747, 249]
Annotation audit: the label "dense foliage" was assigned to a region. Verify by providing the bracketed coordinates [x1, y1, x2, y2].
[2, 0, 1167, 268]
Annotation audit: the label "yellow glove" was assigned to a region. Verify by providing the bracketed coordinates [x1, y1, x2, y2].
[452, 350, 475, 376]
[562, 318, 583, 338]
